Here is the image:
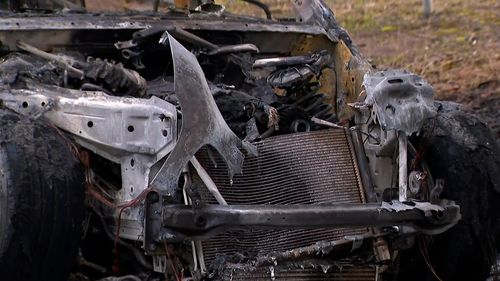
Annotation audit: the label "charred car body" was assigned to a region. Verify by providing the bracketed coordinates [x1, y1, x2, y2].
[0, 1, 499, 281]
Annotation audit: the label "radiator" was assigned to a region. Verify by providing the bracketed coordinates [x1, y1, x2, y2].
[195, 129, 372, 279]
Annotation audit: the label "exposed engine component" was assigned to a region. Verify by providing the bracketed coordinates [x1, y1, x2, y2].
[16, 41, 147, 96]
[262, 51, 333, 89]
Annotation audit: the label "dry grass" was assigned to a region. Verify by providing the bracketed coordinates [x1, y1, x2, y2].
[222, 0, 499, 97]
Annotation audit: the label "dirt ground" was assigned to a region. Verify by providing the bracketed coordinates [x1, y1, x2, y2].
[86, 0, 500, 140]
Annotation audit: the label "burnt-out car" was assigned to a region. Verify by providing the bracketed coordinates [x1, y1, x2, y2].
[0, 1, 499, 281]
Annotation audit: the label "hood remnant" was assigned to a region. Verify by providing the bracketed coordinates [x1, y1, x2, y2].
[150, 33, 247, 198]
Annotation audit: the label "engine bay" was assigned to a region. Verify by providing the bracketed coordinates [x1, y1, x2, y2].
[0, 10, 461, 281]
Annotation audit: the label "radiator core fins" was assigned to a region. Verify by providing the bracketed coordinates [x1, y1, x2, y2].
[196, 129, 371, 279]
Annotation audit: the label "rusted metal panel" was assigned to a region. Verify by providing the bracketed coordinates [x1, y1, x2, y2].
[333, 40, 370, 121]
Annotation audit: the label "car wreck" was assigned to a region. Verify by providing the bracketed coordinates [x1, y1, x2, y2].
[0, 1, 499, 281]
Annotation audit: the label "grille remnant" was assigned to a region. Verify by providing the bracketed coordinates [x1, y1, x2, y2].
[221, 266, 376, 281]
[196, 129, 366, 264]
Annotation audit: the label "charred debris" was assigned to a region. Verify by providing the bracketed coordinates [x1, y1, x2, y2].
[0, 3, 468, 281]
[1, 35, 337, 141]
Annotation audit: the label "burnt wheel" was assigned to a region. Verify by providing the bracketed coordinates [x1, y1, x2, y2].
[398, 101, 500, 281]
[0, 110, 85, 281]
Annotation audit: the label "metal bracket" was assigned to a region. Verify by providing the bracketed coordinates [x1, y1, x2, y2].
[363, 70, 436, 136]
[0, 86, 178, 203]
[152, 256, 167, 273]
[0, 85, 178, 241]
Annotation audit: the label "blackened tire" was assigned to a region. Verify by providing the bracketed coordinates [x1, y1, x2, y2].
[399, 101, 500, 281]
[0, 110, 85, 281]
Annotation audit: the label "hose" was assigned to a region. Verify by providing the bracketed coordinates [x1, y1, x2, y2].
[241, 0, 272, 19]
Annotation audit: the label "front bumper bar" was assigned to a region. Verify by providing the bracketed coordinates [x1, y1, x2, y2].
[161, 200, 460, 238]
